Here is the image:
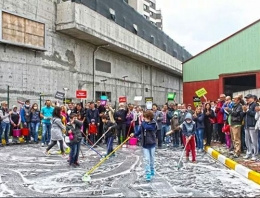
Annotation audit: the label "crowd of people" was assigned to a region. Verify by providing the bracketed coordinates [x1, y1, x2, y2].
[0, 93, 260, 180]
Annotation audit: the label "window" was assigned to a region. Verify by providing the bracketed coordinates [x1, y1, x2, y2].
[150, 12, 154, 17]
[144, 15, 148, 19]
[144, 4, 148, 10]
[96, 59, 111, 73]
[109, 8, 116, 21]
[150, 2, 154, 7]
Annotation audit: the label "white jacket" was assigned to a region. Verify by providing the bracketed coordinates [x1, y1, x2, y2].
[255, 111, 260, 130]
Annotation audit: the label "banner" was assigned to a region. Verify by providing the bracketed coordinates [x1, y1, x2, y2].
[145, 97, 153, 110]
[195, 88, 207, 97]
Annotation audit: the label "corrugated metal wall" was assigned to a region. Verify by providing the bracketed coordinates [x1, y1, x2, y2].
[183, 21, 260, 82]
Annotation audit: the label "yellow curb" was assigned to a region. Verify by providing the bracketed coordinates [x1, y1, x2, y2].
[248, 171, 260, 185]
[206, 146, 260, 185]
[225, 158, 237, 170]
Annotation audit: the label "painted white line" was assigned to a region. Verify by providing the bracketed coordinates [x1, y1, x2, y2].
[235, 164, 251, 178]
[206, 147, 213, 155]
[218, 154, 227, 165]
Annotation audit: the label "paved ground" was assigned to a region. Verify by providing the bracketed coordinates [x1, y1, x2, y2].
[211, 142, 260, 173]
[0, 142, 260, 197]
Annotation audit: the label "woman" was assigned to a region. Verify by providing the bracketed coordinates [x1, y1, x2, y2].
[66, 113, 83, 167]
[10, 105, 21, 143]
[133, 107, 143, 134]
[126, 107, 134, 136]
[45, 106, 66, 157]
[193, 106, 205, 152]
[30, 103, 41, 143]
[203, 103, 215, 146]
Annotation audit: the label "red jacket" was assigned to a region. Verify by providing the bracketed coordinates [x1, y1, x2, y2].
[215, 101, 224, 124]
[89, 124, 97, 134]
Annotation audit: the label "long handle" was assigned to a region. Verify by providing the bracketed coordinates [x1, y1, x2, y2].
[86, 136, 131, 176]
[127, 122, 133, 137]
[178, 137, 190, 164]
[86, 128, 111, 151]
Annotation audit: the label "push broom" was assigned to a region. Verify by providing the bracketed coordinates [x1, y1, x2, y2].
[82, 136, 131, 182]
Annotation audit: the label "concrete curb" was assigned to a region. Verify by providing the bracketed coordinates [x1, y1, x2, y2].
[205, 146, 260, 185]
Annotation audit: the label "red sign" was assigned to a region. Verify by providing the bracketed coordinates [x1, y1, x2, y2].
[119, 96, 127, 103]
[76, 90, 87, 99]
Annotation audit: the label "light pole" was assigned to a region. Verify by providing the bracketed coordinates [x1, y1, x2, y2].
[63, 87, 69, 105]
[101, 79, 107, 97]
[93, 44, 109, 102]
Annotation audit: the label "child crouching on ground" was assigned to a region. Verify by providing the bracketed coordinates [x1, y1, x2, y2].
[66, 113, 83, 168]
[180, 113, 197, 163]
[101, 115, 117, 157]
[130, 111, 157, 182]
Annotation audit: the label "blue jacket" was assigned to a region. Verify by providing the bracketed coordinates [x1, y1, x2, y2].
[193, 112, 205, 129]
[181, 113, 196, 137]
[134, 119, 157, 148]
[221, 102, 233, 121]
[243, 102, 258, 128]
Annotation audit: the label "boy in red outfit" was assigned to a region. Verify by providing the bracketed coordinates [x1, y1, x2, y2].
[88, 119, 97, 145]
[180, 113, 197, 163]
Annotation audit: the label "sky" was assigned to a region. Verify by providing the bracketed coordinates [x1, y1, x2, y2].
[156, 0, 260, 55]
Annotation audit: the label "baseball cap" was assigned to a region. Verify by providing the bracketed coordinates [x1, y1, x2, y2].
[244, 94, 253, 99]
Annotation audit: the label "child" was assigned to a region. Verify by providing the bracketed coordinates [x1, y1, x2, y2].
[130, 111, 157, 182]
[66, 113, 83, 167]
[180, 113, 196, 163]
[45, 107, 66, 157]
[222, 121, 231, 149]
[171, 112, 181, 147]
[101, 115, 117, 157]
[88, 119, 98, 145]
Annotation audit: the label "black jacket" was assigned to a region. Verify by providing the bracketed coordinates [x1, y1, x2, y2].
[114, 109, 127, 124]
[229, 103, 243, 126]
[103, 121, 117, 138]
[243, 102, 258, 128]
[86, 108, 100, 124]
[66, 120, 83, 144]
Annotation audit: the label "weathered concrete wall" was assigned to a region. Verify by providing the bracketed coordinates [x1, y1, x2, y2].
[0, 0, 182, 107]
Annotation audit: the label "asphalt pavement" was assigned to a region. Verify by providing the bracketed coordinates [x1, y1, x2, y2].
[0, 142, 260, 197]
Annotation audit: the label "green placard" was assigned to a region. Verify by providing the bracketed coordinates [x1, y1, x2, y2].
[167, 92, 176, 100]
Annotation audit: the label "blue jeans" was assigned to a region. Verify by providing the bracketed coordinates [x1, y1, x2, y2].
[196, 129, 204, 149]
[42, 123, 52, 144]
[172, 130, 180, 147]
[143, 147, 155, 176]
[0, 122, 10, 144]
[161, 124, 170, 143]
[134, 125, 140, 134]
[107, 136, 114, 155]
[31, 122, 40, 142]
[196, 128, 204, 150]
[69, 142, 81, 165]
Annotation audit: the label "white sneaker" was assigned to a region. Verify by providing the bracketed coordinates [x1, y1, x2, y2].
[243, 155, 251, 159]
[41, 143, 44, 147]
[166, 144, 169, 147]
[251, 156, 257, 161]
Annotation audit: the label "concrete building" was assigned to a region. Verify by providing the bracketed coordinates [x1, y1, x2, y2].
[183, 19, 260, 105]
[0, 0, 191, 107]
[127, 0, 163, 29]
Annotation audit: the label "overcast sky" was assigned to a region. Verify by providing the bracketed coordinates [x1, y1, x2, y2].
[156, 0, 260, 55]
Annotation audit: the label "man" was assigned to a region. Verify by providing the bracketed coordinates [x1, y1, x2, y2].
[114, 103, 127, 145]
[20, 100, 31, 143]
[215, 94, 226, 144]
[226, 96, 243, 158]
[152, 104, 163, 148]
[40, 100, 54, 147]
[67, 102, 76, 116]
[222, 96, 233, 122]
[86, 102, 100, 144]
[161, 105, 171, 146]
[0, 101, 11, 146]
[82, 102, 90, 143]
[97, 100, 106, 142]
[243, 94, 258, 160]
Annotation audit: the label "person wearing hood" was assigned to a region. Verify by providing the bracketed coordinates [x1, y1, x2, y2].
[180, 113, 196, 163]
[20, 100, 31, 143]
[10, 105, 21, 143]
[0, 101, 12, 146]
[130, 111, 157, 182]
